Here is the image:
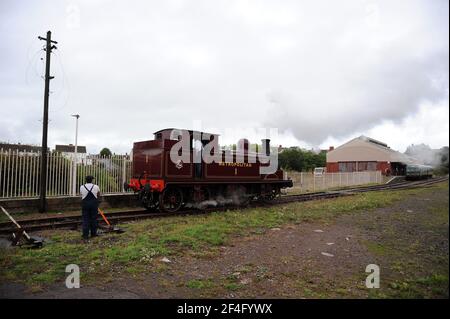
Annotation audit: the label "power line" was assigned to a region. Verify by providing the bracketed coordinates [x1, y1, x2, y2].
[49, 50, 70, 114]
[24, 48, 45, 86]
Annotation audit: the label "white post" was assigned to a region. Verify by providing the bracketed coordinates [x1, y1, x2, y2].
[300, 172, 303, 193]
[122, 156, 127, 192]
[0, 148, 3, 198]
[71, 114, 80, 196]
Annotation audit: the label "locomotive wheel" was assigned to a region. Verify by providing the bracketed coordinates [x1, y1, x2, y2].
[193, 186, 211, 203]
[239, 195, 251, 207]
[139, 185, 158, 211]
[260, 188, 280, 203]
[160, 187, 183, 213]
[238, 188, 251, 207]
[143, 194, 159, 211]
[260, 192, 276, 203]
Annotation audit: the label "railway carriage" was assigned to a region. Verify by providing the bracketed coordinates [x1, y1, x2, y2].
[125, 128, 293, 212]
[405, 164, 433, 180]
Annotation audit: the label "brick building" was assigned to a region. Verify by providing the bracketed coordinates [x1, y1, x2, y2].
[0, 143, 46, 154]
[326, 136, 416, 176]
[55, 144, 88, 162]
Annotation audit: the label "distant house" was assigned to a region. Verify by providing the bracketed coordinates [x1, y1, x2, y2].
[326, 136, 417, 176]
[0, 143, 46, 155]
[55, 144, 88, 163]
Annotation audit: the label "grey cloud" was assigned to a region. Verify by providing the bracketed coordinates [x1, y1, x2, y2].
[0, 0, 448, 153]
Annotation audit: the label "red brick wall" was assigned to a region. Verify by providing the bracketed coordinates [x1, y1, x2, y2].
[327, 161, 392, 175]
[376, 161, 391, 175]
[326, 162, 339, 173]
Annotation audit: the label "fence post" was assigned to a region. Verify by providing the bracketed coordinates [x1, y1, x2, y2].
[70, 156, 74, 196]
[122, 157, 126, 192]
[300, 172, 303, 193]
[0, 148, 3, 198]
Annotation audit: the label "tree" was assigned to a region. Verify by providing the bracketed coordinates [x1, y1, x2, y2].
[278, 147, 326, 172]
[100, 147, 112, 157]
[435, 146, 449, 175]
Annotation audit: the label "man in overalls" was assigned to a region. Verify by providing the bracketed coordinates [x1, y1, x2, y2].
[80, 175, 101, 241]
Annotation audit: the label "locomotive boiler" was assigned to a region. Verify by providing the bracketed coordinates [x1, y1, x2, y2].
[125, 128, 293, 212]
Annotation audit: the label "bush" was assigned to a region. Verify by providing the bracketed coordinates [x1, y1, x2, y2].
[278, 148, 326, 172]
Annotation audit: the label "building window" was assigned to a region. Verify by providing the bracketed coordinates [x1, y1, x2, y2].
[367, 162, 377, 171]
[339, 162, 355, 172]
[340, 161, 377, 172]
[357, 161, 377, 171]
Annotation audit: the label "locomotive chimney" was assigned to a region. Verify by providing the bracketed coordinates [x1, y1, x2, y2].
[238, 138, 249, 154]
[261, 139, 270, 156]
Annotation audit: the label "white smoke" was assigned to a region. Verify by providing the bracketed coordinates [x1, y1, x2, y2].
[405, 144, 448, 167]
[264, 0, 449, 145]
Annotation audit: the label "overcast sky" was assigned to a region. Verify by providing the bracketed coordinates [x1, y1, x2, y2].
[0, 0, 448, 154]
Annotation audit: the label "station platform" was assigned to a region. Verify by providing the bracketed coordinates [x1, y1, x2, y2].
[385, 176, 406, 184]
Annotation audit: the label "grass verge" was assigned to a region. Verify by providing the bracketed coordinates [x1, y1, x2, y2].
[0, 182, 447, 293]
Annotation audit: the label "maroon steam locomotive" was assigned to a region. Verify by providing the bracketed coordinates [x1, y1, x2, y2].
[125, 128, 293, 212]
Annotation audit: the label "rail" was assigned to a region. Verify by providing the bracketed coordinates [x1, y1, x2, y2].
[0, 176, 446, 235]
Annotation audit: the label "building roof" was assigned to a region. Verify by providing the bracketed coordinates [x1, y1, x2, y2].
[0, 143, 44, 153]
[154, 128, 219, 137]
[327, 136, 418, 164]
[55, 144, 87, 153]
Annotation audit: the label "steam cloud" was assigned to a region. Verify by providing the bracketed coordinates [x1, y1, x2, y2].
[264, 0, 449, 145]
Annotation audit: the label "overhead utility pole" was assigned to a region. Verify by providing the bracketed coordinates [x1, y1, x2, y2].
[38, 31, 57, 213]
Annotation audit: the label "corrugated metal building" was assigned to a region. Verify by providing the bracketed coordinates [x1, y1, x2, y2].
[326, 136, 416, 176]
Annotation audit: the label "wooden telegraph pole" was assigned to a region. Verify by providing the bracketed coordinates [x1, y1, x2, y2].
[38, 31, 57, 213]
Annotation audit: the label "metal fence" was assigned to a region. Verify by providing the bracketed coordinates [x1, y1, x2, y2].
[0, 149, 132, 198]
[1, 149, 384, 198]
[287, 171, 383, 193]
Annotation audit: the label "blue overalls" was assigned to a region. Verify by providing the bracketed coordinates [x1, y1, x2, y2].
[82, 184, 99, 239]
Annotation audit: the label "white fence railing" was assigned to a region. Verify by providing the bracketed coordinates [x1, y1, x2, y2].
[287, 171, 383, 193]
[0, 149, 132, 199]
[1, 149, 384, 198]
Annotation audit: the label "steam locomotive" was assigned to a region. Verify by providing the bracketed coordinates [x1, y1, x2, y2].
[125, 128, 293, 212]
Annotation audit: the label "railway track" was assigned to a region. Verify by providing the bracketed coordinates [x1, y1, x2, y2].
[0, 176, 447, 235]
